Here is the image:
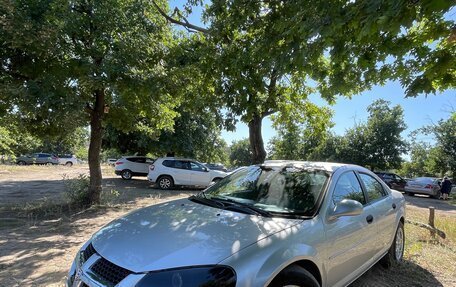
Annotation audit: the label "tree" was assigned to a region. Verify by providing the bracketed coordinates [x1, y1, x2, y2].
[421, 113, 456, 178]
[229, 139, 252, 167]
[339, 100, 407, 170]
[268, 104, 334, 160]
[301, 100, 407, 170]
[1, 0, 177, 204]
[155, 0, 455, 164]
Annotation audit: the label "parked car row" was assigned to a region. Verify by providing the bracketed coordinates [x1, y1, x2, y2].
[16, 153, 78, 166]
[114, 156, 229, 189]
[375, 171, 453, 199]
[68, 161, 406, 287]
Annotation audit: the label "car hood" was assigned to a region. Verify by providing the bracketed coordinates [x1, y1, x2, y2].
[91, 198, 300, 273]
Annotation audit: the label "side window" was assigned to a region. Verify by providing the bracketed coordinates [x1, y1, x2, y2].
[174, 160, 190, 170]
[190, 162, 205, 171]
[359, 173, 387, 202]
[332, 172, 366, 205]
[162, 160, 174, 168]
[135, 158, 146, 164]
[38, 154, 48, 158]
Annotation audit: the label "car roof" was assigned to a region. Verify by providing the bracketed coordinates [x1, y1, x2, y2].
[263, 160, 348, 172]
[121, 156, 151, 158]
[158, 157, 197, 161]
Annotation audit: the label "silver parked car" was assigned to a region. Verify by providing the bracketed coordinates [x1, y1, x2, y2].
[67, 161, 405, 287]
[16, 153, 59, 165]
[404, 177, 441, 198]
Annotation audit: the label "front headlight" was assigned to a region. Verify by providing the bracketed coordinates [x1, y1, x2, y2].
[135, 266, 236, 287]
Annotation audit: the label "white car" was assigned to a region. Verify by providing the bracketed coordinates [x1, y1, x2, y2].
[58, 154, 78, 166]
[147, 157, 228, 189]
[115, 156, 155, 180]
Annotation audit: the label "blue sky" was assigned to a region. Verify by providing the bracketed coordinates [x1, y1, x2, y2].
[169, 1, 456, 146]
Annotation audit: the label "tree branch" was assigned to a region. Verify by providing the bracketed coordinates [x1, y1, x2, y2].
[151, 1, 209, 34]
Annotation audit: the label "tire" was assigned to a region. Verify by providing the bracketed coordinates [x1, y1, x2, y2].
[121, 169, 133, 180]
[157, 176, 174, 190]
[269, 265, 320, 287]
[380, 221, 404, 268]
[17, 161, 26, 166]
[45, 162, 53, 166]
[65, 161, 73, 167]
[432, 190, 441, 199]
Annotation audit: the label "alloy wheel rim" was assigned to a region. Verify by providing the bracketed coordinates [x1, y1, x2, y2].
[395, 227, 404, 261]
[160, 178, 170, 189]
[123, 171, 131, 179]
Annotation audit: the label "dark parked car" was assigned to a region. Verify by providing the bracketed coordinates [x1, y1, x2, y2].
[16, 153, 59, 165]
[375, 172, 407, 191]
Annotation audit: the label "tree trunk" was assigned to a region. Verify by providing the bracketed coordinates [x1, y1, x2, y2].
[87, 89, 105, 204]
[248, 114, 267, 164]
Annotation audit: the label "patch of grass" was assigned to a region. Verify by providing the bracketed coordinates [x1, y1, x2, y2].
[404, 207, 456, 284]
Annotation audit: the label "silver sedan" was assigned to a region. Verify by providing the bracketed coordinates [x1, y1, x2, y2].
[67, 161, 405, 287]
[405, 177, 441, 198]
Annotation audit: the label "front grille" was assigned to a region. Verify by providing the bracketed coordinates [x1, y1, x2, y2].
[90, 257, 132, 287]
[83, 243, 97, 261]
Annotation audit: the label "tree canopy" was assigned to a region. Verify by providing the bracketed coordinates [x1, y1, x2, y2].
[158, 0, 455, 164]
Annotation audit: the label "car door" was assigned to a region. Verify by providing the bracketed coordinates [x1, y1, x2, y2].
[358, 172, 396, 257]
[324, 171, 378, 287]
[171, 160, 192, 185]
[189, 162, 211, 186]
[130, 157, 148, 175]
[37, 153, 49, 164]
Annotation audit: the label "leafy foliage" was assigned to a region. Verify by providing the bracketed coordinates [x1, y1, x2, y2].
[229, 138, 252, 167]
[276, 100, 408, 170]
[268, 104, 334, 160]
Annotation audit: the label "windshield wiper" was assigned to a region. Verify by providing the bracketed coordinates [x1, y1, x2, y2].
[211, 196, 272, 217]
[189, 195, 225, 209]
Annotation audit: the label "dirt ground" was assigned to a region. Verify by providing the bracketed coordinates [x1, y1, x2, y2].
[0, 165, 455, 287]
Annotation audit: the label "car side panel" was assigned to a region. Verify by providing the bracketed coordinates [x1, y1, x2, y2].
[324, 204, 377, 287]
[370, 195, 397, 254]
[218, 218, 324, 287]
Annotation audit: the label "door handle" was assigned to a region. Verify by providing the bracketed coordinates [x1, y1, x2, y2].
[392, 203, 396, 209]
[366, 215, 374, 224]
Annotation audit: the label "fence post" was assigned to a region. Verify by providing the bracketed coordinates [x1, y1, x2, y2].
[428, 206, 435, 238]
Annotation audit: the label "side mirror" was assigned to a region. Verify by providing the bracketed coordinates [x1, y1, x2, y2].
[328, 199, 363, 221]
[204, 167, 209, 172]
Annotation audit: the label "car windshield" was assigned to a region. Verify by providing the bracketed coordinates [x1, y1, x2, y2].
[201, 165, 329, 217]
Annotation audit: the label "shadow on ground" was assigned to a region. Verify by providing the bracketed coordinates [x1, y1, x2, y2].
[405, 193, 456, 214]
[350, 259, 444, 287]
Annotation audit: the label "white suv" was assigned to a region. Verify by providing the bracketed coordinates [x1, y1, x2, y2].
[148, 157, 228, 189]
[115, 156, 155, 180]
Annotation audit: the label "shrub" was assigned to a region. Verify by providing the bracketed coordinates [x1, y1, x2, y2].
[63, 173, 90, 206]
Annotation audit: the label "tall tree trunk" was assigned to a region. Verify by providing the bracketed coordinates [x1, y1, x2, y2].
[87, 89, 105, 204]
[248, 114, 266, 164]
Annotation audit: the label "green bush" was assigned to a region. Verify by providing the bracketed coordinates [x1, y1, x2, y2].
[63, 173, 90, 206]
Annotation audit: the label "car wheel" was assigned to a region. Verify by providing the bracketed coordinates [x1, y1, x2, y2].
[432, 190, 441, 199]
[45, 162, 53, 166]
[121, 169, 132, 180]
[158, 176, 174, 190]
[381, 221, 404, 268]
[17, 161, 26, 166]
[269, 265, 320, 287]
[65, 161, 73, 167]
